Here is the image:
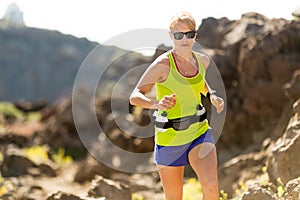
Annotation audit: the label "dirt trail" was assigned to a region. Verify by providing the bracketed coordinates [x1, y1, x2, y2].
[34, 163, 90, 198]
[4, 121, 44, 137]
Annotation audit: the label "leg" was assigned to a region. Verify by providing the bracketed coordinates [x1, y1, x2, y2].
[188, 143, 219, 200]
[157, 165, 185, 200]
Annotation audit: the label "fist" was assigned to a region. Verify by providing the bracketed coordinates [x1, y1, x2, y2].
[210, 94, 224, 113]
[158, 93, 176, 110]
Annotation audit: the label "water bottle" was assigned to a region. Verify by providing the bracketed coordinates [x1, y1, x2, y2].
[154, 111, 168, 132]
[196, 105, 206, 116]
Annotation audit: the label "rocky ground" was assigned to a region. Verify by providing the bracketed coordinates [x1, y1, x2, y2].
[0, 95, 299, 199]
[0, 98, 164, 200]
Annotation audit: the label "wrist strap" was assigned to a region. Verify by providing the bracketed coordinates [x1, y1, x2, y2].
[207, 90, 216, 102]
[209, 89, 216, 95]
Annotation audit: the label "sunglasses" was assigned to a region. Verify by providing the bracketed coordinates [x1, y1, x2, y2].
[171, 30, 196, 40]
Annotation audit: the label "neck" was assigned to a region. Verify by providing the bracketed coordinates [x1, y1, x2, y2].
[173, 48, 193, 62]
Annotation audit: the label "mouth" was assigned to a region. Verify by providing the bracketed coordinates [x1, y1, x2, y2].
[180, 44, 190, 47]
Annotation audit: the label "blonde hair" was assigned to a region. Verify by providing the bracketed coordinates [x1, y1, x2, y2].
[169, 11, 196, 31]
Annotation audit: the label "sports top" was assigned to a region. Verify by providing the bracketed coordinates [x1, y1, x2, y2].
[155, 51, 210, 146]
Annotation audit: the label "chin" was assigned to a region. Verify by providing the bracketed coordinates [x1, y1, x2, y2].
[179, 45, 192, 49]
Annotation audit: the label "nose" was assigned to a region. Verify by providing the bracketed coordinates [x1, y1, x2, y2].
[181, 34, 187, 40]
[181, 34, 189, 41]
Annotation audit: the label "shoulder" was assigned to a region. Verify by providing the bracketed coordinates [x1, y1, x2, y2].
[152, 51, 170, 67]
[143, 52, 170, 82]
[194, 52, 210, 70]
[149, 51, 170, 74]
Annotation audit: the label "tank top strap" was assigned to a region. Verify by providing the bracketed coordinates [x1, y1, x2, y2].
[167, 52, 176, 70]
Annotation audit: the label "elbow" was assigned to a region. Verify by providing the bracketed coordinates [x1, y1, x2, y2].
[129, 93, 137, 106]
[129, 88, 141, 106]
[129, 96, 134, 106]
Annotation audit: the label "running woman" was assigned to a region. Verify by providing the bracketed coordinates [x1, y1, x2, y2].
[130, 11, 224, 200]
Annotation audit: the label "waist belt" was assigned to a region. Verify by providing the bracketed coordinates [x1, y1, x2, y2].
[153, 105, 207, 131]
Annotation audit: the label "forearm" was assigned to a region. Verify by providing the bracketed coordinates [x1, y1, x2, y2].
[202, 81, 215, 96]
[203, 81, 224, 113]
[203, 81, 219, 105]
[129, 89, 159, 109]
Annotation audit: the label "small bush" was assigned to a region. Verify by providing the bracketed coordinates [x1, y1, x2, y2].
[0, 102, 25, 122]
[52, 148, 73, 165]
[22, 145, 49, 165]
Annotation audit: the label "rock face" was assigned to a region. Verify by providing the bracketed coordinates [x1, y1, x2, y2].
[42, 97, 85, 152]
[88, 175, 131, 200]
[47, 191, 84, 200]
[284, 69, 300, 100]
[218, 151, 270, 195]
[285, 178, 300, 200]
[73, 155, 119, 183]
[1, 153, 35, 177]
[218, 98, 300, 198]
[0, 146, 56, 178]
[267, 99, 300, 184]
[242, 184, 276, 200]
[197, 12, 300, 160]
[239, 177, 300, 200]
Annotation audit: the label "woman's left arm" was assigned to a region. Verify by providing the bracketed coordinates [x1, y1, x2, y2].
[199, 54, 224, 113]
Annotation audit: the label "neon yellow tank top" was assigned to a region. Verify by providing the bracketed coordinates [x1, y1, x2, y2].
[155, 51, 210, 146]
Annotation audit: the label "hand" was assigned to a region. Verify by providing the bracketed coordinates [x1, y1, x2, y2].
[210, 94, 224, 113]
[156, 93, 176, 110]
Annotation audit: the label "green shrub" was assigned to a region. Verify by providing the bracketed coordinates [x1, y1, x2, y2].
[52, 148, 73, 165]
[0, 102, 25, 121]
[22, 145, 49, 165]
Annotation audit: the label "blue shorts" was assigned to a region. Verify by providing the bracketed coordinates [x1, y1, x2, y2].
[154, 129, 214, 166]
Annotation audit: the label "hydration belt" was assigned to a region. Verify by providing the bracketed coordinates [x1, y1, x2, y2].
[153, 105, 207, 131]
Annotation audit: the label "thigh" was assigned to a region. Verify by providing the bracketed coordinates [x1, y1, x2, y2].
[157, 165, 184, 200]
[188, 143, 218, 184]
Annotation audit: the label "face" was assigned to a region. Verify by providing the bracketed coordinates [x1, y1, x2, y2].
[169, 21, 196, 51]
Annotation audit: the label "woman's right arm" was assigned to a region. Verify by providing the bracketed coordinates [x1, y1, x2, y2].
[130, 55, 176, 110]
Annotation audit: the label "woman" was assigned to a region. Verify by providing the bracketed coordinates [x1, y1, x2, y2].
[130, 11, 224, 200]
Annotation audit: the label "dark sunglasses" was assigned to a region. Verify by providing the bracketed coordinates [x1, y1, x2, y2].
[171, 30, 196, 40]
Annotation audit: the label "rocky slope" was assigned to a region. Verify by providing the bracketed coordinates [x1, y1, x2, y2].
[197, 12, 300, 161]
[218, 98, 300, 199]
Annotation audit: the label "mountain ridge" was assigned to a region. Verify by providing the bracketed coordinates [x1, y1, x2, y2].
[0, 20, 132, 102]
